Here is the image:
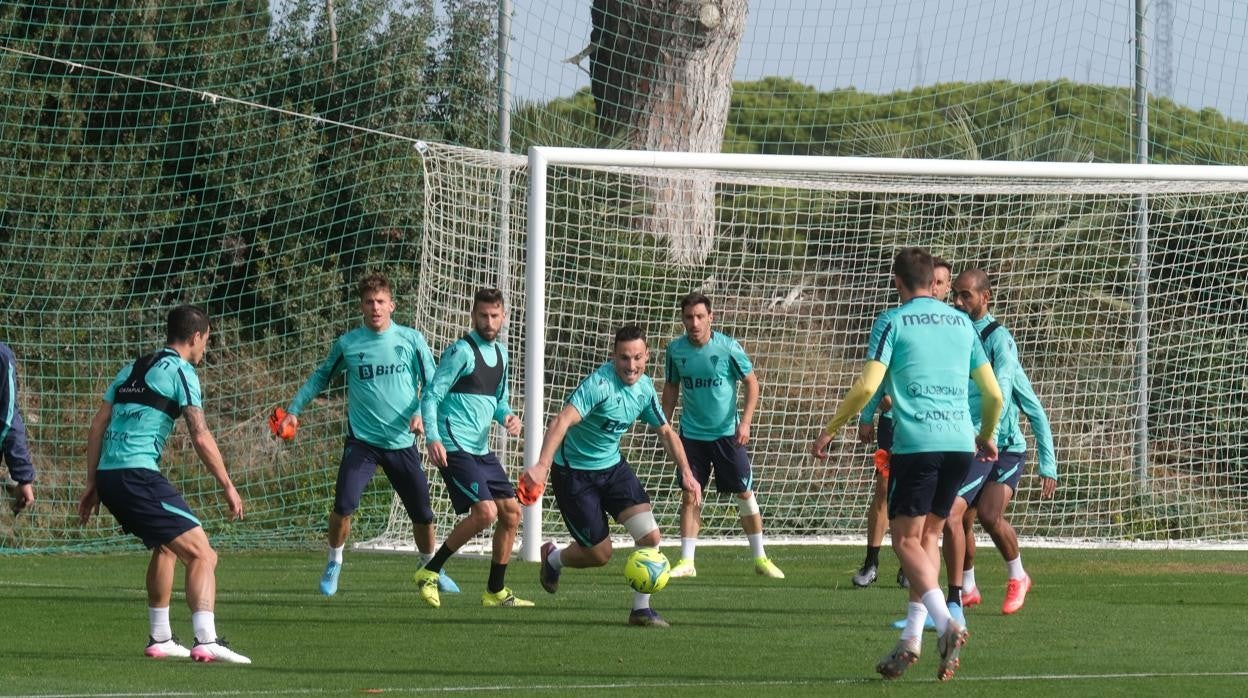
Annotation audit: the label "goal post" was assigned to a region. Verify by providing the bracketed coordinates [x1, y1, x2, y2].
[372, 140, 1248, 558]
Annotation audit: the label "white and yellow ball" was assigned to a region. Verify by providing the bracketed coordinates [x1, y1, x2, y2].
[623, 547, 671, 594]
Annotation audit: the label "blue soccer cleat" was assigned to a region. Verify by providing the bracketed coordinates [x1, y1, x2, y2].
[627, 607, 670, 628]
[437, 570, 460, 593]
[319, 561, 341, 596]
[891, 614, 937, 631]
[947, 601, 967, 630]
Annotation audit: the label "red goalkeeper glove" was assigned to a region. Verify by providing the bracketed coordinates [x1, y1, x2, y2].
[515, 471, 545, 506]
[268, 407, 297, 441]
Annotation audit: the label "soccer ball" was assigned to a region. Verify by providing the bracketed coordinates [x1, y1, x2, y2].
[623, 547, 670, 594]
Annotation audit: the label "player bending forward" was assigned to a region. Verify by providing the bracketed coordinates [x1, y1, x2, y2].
[523, 325, 701, 627]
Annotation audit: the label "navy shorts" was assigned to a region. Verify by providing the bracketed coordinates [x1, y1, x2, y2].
[986, 451, 1027, 494]
[551, 460, 651, 548]
[438, 450, 516, 515]
[96, 468, 201, 549]
[877, 415, 894, 452]
[335, 438, 433, 523]
[887, 451, 972, 520]
[676, 435, 753, 494]
[956, 456, 996, 506]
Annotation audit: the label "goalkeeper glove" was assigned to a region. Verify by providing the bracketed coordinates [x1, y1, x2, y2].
[268, 407, 297, 441]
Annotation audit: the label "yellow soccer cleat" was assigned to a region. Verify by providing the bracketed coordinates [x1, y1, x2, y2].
[668, 558, 697, 578]
[481, 587, 535, 608]
[413, 568, 441, 608]
[754, 556, 785, 579]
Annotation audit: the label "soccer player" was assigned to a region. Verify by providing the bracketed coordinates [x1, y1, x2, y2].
[278, 273, 458, 597]
[811, 247, 1001, 682]
[1, 340, 36, 515]
[412, 288, 532, 609]
[660, 292, 783, 579]
[522, 325, 702, 628]
[853, 259, 951, 589]
[950, 269, 1058, 615]
[76, 305, 250, 663]
[852, 394, 892, 587]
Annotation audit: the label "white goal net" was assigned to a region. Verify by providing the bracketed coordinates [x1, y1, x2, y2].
[363, 141, 1248, 554]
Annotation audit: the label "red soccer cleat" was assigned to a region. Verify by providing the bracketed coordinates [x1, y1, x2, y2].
[961, 585, 982, 608]
[1002, 574, 1031, 615]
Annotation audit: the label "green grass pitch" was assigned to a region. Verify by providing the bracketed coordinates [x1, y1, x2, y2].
[1, 546, 1246, 696]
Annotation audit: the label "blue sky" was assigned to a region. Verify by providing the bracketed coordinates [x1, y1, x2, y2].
[509, 0, 1248, 120]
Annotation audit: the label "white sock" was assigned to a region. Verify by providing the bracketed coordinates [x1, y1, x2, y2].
[632, 591, 651, 611]
[962, 567, 977, 591]
[921, 588, 953, 635]
[901, 601, 927, 642]
[148, 606, 172, 642]
[547, 547, 564, 571]
[191, 611, 217, 644]
[1006, 555, 1025, 580]
[680, 537, 697, 561]
[747, 532, 766, 558]
[328, 545, 344, 564]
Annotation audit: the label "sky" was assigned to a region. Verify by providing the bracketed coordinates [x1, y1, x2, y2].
[509, 0, 1248, 121]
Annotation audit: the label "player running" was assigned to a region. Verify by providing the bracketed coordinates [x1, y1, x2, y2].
[77, 305, 250, 663]
[278, 272, 458, 597]
[522, 325, 701, 628]
[854, 257, 951, 589]
[951, 269, 1058, 615]
[813, 248, 1001, 682]
[412, 288, 532, 609]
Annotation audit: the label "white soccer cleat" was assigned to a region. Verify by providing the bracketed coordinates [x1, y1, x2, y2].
[145, 636, 190, 659]
[190, 638, 252, 664]
[936, 623, 968, 681]
[875, 637, 920, 680]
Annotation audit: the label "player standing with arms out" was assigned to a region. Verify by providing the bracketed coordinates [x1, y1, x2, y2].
[523, 325, 702, 628]
[77, 305, 250, 663]
[812, 248, 1001, 681]
[1, 340, 36, 514]
[951, 269, 1057, 615]
[661, 292, 783, 579]
[853, 258, 951, 588]
[412, 288, 532, 609]
[278, 273, 458, 597]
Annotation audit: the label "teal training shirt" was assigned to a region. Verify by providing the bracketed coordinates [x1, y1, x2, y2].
[98, 348, 202, 472]
[969, 314, 1022, 452]
[288, 323, 435, 450]
[422, 330, 514, 455]
[664, 331, 752, 440]
[866, 297, 987, 455]
[1011, 368, 1058, 480]
[556, 362, 667, 471]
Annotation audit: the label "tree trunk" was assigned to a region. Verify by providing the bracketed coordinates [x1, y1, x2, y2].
[591, 0, 746, 266]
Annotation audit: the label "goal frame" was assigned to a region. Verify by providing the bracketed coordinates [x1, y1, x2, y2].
[520, 146, 1248, 561]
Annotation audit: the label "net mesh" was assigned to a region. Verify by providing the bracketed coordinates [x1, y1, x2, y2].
[3, 1, 1248, 552]
[0, 1, 496, 551]
[363, 140, 1248, 551]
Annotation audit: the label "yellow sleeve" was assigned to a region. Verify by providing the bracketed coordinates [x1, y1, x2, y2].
[970, 362, 1003, 442]
[824, 361, 887, 435]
